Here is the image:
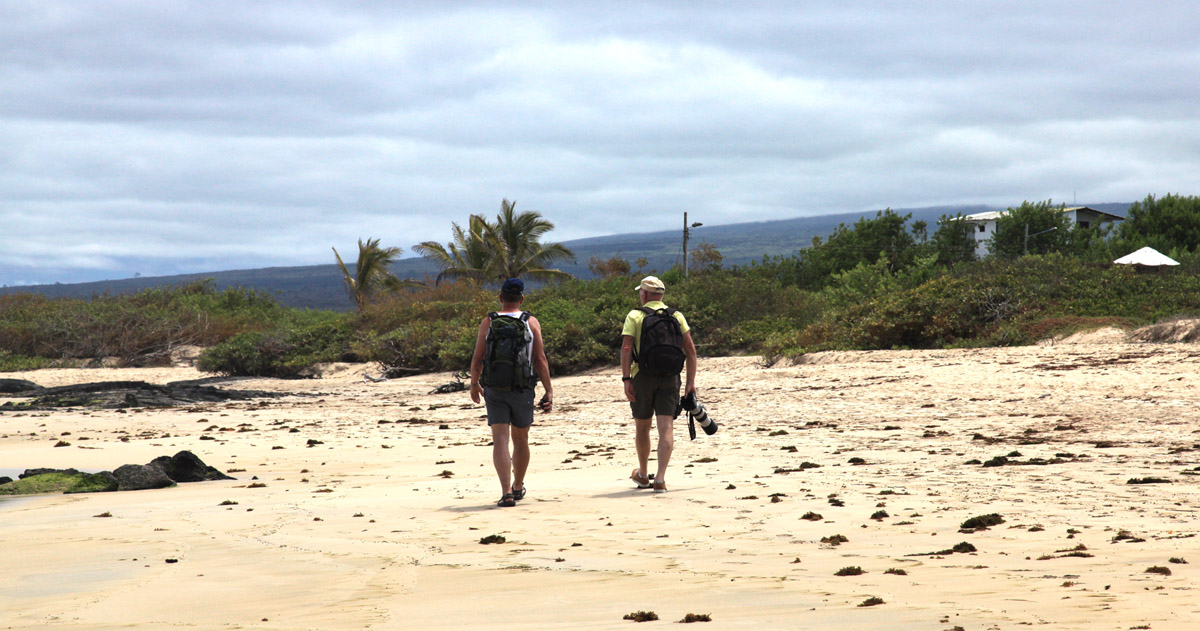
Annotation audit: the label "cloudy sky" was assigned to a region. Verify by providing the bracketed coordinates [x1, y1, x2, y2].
[3, 1, 1199, 285]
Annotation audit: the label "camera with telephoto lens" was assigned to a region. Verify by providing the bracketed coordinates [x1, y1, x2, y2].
[680, 391, 718, 436]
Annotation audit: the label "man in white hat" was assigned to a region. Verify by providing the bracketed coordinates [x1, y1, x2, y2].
[620, 276, 697, 492]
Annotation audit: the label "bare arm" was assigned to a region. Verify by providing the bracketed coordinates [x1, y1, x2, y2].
[621, 334, 636, 401]
[529, 316, 553, 411]
[682, 330, 697, 396]
[468, 316, 489, 404]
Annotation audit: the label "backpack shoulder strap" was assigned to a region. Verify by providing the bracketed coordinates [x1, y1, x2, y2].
[637, 306, 654, 316]
[488, 312, 499, 320]
[520, 311, 531, 322]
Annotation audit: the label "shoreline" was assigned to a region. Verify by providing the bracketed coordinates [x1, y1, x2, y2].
[0, 495, 45, 511]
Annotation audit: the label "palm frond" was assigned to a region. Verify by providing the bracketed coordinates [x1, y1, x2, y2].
[333, 238, 414, 310]
[419, 200, 575, 287]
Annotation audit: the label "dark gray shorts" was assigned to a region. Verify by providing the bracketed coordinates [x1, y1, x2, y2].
[629, 371, 681, 419]
[484, 387, 536, 429]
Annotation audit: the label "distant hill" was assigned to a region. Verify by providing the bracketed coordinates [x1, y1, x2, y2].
[1, 203, 1130, 310]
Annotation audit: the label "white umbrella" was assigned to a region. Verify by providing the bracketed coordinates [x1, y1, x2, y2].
[1113, 246, 1179, 266]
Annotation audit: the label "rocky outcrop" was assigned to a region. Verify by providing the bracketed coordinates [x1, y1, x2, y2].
[113, 463, 177, 491]
[0, 451, 234, 495]
[19, 467, 84, 479]
[150, 451, 234, 482]
[0, 380, 286, 410]
[0, 378, 42, 394]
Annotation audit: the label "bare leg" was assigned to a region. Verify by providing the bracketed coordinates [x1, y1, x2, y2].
[654, 414, 674, 483]
[491, 424, 512, 494]
[634, 417, 653, 477]
[511, 426, 530, 492]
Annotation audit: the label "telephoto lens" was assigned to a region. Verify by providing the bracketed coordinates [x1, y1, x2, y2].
[681, 392, 718, 436]
[691, 401, 717, 435]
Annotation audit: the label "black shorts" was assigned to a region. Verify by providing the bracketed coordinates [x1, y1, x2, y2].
[629, 371, 681, 419]
[484, 387, 535, 429]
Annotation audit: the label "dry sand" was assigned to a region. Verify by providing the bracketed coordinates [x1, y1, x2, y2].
[3, 342, 1200, 630]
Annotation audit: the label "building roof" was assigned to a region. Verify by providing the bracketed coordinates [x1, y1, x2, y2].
[1068, 206, 1126, 221]
[1113, 246, 1179, 266]
[961, 211, 1004, 222]
[961, 206, 1124, 223]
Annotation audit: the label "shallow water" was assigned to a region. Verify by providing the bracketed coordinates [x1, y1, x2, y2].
[0, 495, 34, 511]
[1, 468, 24, 509]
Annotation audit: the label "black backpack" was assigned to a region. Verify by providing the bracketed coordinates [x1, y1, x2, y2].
[481, 312, 534, 391]
[634, 307, 686, 377]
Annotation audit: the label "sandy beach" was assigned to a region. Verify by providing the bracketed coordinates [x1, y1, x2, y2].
[4, 339, 1200, 630]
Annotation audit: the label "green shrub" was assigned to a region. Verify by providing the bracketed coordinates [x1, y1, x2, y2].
[526, 277, 632, 372]
[364, 317, 478, 373]
[669, 272, 823, 355]
[354, 282, 492, 373]
[766, 254, 1200, 358]
[0, 281, 286, 366]
[197, 312, 353, 378]
[0, 350, 52, 372]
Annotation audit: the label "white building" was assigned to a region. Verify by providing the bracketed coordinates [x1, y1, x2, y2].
[961, 206, 1124, 258]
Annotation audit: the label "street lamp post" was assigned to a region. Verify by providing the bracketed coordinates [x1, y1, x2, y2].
[1024, 224, 1057, 255]
[683, 213, 703, 277]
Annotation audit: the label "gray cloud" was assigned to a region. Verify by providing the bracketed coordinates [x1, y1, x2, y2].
[3, 1, 1199, 284]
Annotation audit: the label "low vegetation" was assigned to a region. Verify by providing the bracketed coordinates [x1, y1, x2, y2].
[960, 513, 1005, 531]
[0, 471, 117, 495]
[0, 281, 290, 371]
[6, 195, 1200, 376]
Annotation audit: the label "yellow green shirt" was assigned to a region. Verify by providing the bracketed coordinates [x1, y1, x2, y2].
[622, 300, 689, 377]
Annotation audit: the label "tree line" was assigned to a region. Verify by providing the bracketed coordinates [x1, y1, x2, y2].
[7, 193, 1200, 376]
[337, 193, 1200, 312]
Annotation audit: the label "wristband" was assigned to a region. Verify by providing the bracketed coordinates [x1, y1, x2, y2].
[622, 376, 632, 382]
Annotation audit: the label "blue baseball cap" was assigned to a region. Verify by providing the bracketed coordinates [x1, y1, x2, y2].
[501, 278, 524, 295]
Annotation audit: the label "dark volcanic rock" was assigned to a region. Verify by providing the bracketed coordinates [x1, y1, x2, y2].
[20, 467, 83, 479]
[0, 378, 42, 394]
[151, 451, 235, 482]
[0, 380, 286, 410]
[113, 463, 176, 491]
[11, 452, 229, 495]
[0, 476, 12, 485]
[6, 453, 228, 495]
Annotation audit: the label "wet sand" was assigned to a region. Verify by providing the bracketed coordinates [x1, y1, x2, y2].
[2, 342, 1200, 630]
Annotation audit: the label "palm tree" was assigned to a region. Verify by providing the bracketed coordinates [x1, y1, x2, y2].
[481, 199, 575, 283]
[412, 214, 496, 285]
[332, 238, 420, 311]
[416, 200, 576, 286]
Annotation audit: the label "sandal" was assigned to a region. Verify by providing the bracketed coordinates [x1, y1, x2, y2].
[630, 468, 651, 489]
[512, 486, 526, 501]
[497, 492, 516, 507]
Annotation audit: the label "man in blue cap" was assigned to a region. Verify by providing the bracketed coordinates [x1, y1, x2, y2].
[469, 278, 554, 507]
